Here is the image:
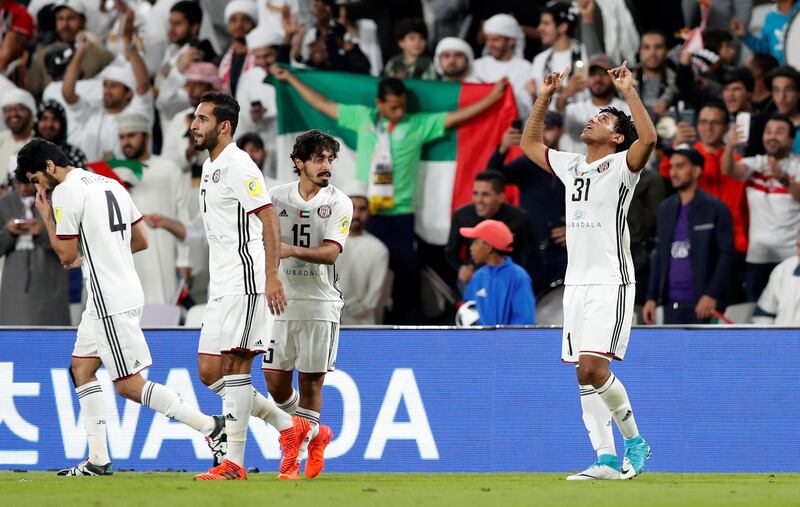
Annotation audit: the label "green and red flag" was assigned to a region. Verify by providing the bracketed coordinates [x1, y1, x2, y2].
[85, 159, 143, 190]
[269, 69, 518, 245]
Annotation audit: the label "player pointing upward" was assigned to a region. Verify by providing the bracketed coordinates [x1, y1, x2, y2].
[521, 62, 656, 480]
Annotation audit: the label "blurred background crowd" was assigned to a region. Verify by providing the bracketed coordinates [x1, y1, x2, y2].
[0, 0, 798, 327]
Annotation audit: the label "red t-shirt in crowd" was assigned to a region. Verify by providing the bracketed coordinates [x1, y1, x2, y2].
[0, 0, 35, 39]
[660, 142, 749, 254]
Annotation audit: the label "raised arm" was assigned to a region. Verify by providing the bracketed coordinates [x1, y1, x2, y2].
[62, 40, 90, 105]
[254, 206, 287, 315]
[270, 64, 338, 120]
[608, 61, 657, 171]
[444, 78, 508, 129]
[721, 126, 749, 180]
[521, 67, 569, 172]
[121, 9, 151, 95]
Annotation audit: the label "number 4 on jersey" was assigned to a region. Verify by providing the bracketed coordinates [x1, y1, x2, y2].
[105, 190, 127, 238]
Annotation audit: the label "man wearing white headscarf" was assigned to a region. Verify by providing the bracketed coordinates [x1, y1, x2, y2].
[116, 112, 192, 305]
[0, 88, 35, 185]
[216, 0, 258, 95]
[235, 28, 283, 177]
[62, 32, 154, 161]
[434, 37, 474, 82]
[471, 14, 533, 118]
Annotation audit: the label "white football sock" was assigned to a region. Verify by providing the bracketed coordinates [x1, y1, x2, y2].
[222, 374, 253, 466]
[141, 380, 214, 435]
[296, 407, 320, 459]
[76, 381, 110, 465]
[208, 379, 292, 430]
[276, 389, 299, 415]
[596, 373, 640, 440]
[579, 384, 616, 457]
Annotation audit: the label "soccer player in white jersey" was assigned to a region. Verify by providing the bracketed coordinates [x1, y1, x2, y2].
[521, 62, 656, 480]
[15, 139, 227, 477]
[262, 130, 353, 479]
[190, 91, 303, 481]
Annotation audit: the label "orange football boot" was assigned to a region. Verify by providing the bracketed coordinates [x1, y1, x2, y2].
[304, 425, 333, 478]
[194, 459, 247, 480]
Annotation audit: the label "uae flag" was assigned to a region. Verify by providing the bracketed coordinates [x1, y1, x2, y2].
[85, 159, 143, 190]
[269, 69, 518, 245]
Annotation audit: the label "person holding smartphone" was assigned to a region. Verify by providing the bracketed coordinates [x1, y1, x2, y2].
[0, 174, 70, 325]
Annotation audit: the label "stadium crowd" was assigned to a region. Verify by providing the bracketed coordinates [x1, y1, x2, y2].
[0, 0, 798, 326]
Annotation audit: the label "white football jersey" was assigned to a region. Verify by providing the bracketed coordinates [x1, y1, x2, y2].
[546, 149, 640, 285]
[270, 181, 353, 322]
[199, 143, 271, 299]
[53, 168, 144, 317]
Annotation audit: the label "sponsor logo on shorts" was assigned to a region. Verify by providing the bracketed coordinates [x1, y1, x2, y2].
[317, 204, 331, 218]
[133, 360, 141, 368]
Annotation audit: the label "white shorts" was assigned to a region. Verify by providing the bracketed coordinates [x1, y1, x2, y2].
[562, 284, 634, 363]
[198, 294, 272, 355]
[262, 320, 339, 373]
[73, 306, 152, 381]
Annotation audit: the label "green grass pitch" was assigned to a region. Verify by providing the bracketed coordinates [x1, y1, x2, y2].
[2, 472, 799, 507]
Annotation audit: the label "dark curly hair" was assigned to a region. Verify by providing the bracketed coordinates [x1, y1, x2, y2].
[599, 106, 637, 152]
[290, 129, 340, 175]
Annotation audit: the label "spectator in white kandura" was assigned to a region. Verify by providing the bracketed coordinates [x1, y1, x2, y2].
[471, 14, 532, 118]
[116, 112, 192, 305]
[62, 11, 153, 161]
[162, 62, 220, 176]
[154, 1, 217, 135]
[26, 0, 114, 99]
[0, 88, 35, 183]
[335, 180, 390, 325]
[558, 54, 630, 154]
[235, 28, 282, 176]
[722, 115, 800, 302]
[217, 0, 258, 95]
[434, 37, 474, 82]
[528, 1, 590, 111]
[753, 232, 800, 324]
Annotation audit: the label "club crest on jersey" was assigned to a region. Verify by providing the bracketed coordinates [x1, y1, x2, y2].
[597, 160, 611, 173]
[317, 204, 331, 218]
[212, 169, 221, 183]
[245, 178, 263, 196]
[54, 207, 63, 223]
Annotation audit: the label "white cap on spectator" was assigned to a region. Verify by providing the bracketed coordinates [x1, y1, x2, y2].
[434, 37, 474, 76]
[341, 180, 368, 199]
[101, 64, 138, 92]
[116, 112, 150, 135]
[53, 0, 86, 16]
[225, 0, 258, 24]
[246, 28, 283, 50]
[483, 14, 521, 39]
[0, 88, 37, 115]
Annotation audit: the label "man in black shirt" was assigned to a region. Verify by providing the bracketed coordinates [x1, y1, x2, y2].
[446, 170, 540, 294]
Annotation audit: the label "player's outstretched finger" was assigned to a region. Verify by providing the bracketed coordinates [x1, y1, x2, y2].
[559, 66, 570, 80]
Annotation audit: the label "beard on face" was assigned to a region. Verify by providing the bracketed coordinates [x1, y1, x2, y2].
[123, 142, 147, 160]
[193, 127, 219, 152]
[303, 166, 331, 187]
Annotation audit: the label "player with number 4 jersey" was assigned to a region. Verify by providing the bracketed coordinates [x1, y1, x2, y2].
[263, 130, 353, 479]
[521, 62, 656, 480]
[16, 139, 226, 478]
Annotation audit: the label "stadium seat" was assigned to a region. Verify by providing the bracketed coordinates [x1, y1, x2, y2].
[724, 302, 756, 324]
[184, 304, 207, 327]
[536, 285, 565, 326]
[141, 304, 182, 327]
